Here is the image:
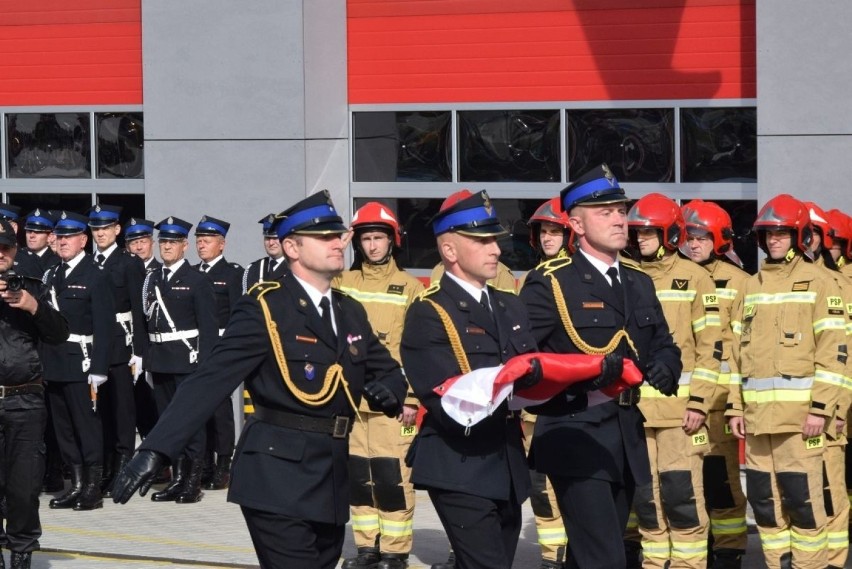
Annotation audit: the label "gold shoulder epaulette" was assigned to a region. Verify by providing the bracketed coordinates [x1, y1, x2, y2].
[536, 257, 572, 276]
[620, 256, 645, 273]
[417, 282, 441, 300]
[248, 280, 280, 298]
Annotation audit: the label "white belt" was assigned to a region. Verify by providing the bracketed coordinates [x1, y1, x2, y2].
[218, 328, 225, 337]
[149, 330, 199, 343]
[67, 334, 94, 344]
[115, 311, 133, 323]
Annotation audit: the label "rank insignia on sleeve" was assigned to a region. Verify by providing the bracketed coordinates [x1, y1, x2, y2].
[672, 279, 688, 290]
[791, 281, 809, 291]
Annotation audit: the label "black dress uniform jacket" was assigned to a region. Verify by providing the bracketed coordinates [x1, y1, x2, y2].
[41, 257, 116, 382]
[242, 256, 288, 293]
[400, 274, 535, 503]
[519, 253, 682, 483]
[143, 262, 218, 375]
[138, 273, 407, 525]
[144, 258, 162, 273]
[33, 247, 60, 276]
[100, 249, 147, 363]
[13, 249, 44, 279]
[196, 259, 242, 328]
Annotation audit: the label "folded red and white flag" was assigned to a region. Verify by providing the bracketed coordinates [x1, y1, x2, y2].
[433, 352, 643, 427]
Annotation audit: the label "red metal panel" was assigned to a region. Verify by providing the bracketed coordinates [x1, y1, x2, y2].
[0, 1, 142, 106]
[348, 0, 755, 103]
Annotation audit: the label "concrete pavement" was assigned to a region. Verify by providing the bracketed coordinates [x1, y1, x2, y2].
[18, 481, 842, 568]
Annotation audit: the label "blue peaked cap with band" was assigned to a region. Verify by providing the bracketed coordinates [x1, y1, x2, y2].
[0, 202, 21, 221]
[87, 203, 123, 228]
[431, 189, 507, 237]
[155, 216, 193, 241]
[125, 218, 155, 241]
[195, 215, 230, 237]
[259, 213, 279, 237]
[54, 211, 90, 236]
[25, 208, 55, 232]
[276, 190, 347, 239]
[559, 163, 627, 212]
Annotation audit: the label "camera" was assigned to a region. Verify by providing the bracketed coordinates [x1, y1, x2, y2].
[0, 270, 24, 292]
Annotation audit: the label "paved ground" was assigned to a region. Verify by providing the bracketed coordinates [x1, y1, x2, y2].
[16, 481, 846, 569]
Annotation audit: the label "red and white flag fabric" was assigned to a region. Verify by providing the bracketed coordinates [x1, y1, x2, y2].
[433, 352, 643, 427]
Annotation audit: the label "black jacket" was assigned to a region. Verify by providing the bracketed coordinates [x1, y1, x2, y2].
[195, 259, 243, 329]
[400, 274, 536, 503]
[242, 256, 288, 294]
[0, 277, 69, 386]
[139, 273, 407, 524]
[99, 248, 147, 363]
[519, 252, 682, 484]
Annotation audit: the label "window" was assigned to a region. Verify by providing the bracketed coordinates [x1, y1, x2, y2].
[458, 110, 560, 182]
[96, 113, 144, 179]
[681, 108, 756, 182]
[353, 111, 451, 182]
[5, 113, 91, 178]
[568, 109, 674, 183]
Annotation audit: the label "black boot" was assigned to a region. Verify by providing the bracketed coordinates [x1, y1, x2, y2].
[155, 465, 172, 484]
[341, 547, 381, 569]
[49, 464, 83, 509]
[430, 552, 455, 569]
[74, 464, 104, 510]
[103, 454, 131, 498]
[9, 552, 31, 569]
[200, 451, 216, 488]
[206, 455, 232, 490]
[377, 553, 409, 569]
[175, 459, 205, 503]
[151, 458, 187, 502]
[712, 548, 744, 569]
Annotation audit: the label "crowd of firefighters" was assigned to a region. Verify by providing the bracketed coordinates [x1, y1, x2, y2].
[2, 177, 851, 569]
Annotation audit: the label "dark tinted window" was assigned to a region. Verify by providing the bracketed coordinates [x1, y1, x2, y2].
[458, 110, 560, 182]
[97, 113, 144, 179]
[568, 109, 674, 182]
[353, 112, 451, 182]
[354, 197, 543, 271]
[681, 108, 757, 182]
[5, 113, 91, 178]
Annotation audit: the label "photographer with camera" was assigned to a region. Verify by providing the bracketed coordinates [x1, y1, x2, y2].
[0, 218, 69, 569]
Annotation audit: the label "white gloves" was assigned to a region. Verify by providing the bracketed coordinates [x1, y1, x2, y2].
[87, 374, 109, 393]
[128, 355, 144, 384]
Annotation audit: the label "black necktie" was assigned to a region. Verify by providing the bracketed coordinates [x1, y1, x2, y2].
[55, 262, 69, 290]
[200, 263, 210, 273]
[265, 257, 274, 279]
[319, 297, 336, 339]
[606, 266, 624, 306]
[480, 291, 494, 322]
[96, 253, 105, 266]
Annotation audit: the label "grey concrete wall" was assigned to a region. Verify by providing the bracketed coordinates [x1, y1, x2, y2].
[142, 0, 348, 266]
[757, 0, 852, 208]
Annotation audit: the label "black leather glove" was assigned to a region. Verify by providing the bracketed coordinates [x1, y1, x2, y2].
[514, 358, 542, 390]
[111, 450, 166, 504]
[645, 360, 677, 396]
[569, 352, 623, 394]
[363, 381, 402, 418]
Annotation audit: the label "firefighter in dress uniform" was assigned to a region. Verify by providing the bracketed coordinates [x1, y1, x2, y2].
[0, 204, 42, 280]
[112, 190, 407, 569]
[23, 209, 60, 275]
[41, 211, 116, 512]
[803, 201, 852, 569]
[519, 165, 682, 569]
[727, 194, 846, 569]
[194, 215, 243, 491]
[521, 196, 572, 569]
[143, 216, 218, 504]
[680, 200, 750, 568]
[242, 213, 288, 293]
[401, 189, 541, 569]
[337, 201, 424, 569]
[86, 204, 148, 497]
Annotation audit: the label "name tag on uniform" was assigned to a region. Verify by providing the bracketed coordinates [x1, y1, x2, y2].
[691, 432, 708, 446]
[582, 302, 604, 309]
[401, 425, 417, 437]
[172, 286, 190, 291]
[214, 281, 227, 286]
[466, 326, 486, 335]
[805, 435, 824, 449]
